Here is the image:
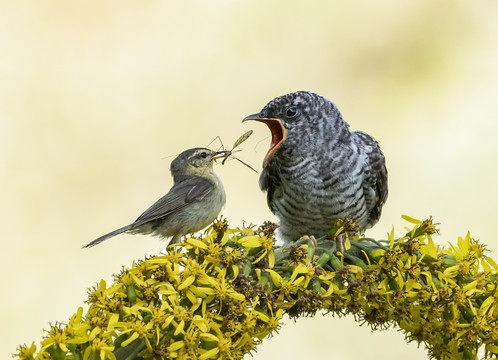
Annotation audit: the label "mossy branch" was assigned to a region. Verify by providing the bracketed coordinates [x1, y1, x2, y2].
[14, 216, 498, 360]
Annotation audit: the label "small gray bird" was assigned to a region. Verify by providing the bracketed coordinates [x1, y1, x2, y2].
[243, 91, 388, 246]
[84, 148, 227, 248]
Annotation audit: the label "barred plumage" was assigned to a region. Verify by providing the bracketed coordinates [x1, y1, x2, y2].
[244, 91, 388, 245]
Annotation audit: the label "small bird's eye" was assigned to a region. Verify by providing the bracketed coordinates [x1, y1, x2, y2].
[199, 152, 208, 158]
[286, 107, 297, 118]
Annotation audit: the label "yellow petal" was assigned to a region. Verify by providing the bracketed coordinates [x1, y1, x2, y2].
[252, 250, 267, 265]
[89, 327, 101, 341]
[478, 295, 495, 315]
[266, 269, 283, 287]
[228, 291, 245, 302]
[402, 215, 422, 224]
[344, 236, 351, 251]
[486, 343, 498, 355]
[268, 251, 275, 268]
[199, 347, 219, 360]
[83, 346, 92, 360]
[443, 265, 460, 278]
[220, 232, 230, 245]
[120, 332, 139, 347]
[232, 264, 239, 278]
[186, 238, 208, 250]
[168, 340, 185, 352]
[192, 316, 209, 333]
[200, 333, 219, 341]
[174, 320, 185, 336]
[253, 310, 270, 322]
[186, 290, 198, 304]
[484, 256, 498, 271]
[178, 275, 196, 290]
[238, 235, 262, 248]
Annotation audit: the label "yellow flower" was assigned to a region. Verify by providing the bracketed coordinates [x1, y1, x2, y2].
[83, 334, 115, 360]
[116, 317, 153, 347]
[266, 307, 284, 333]
[205, 274, 245, 303]
[40, 323, 71, 354]
[14, 343, 36, 360]
[198, 334, 232, 360]
[13, 217, 498, 360]
[266, 264, 308, 300]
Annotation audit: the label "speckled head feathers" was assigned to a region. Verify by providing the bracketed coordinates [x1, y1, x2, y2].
[259, 91, 344, 128]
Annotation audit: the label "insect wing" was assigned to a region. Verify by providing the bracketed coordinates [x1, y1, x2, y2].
[232, 130, 253, 150]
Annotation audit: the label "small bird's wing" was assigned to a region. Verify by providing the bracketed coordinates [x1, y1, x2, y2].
[83, 176, 215, 249]
[354, 131, 388, 225]
[130, 176, 215, 228]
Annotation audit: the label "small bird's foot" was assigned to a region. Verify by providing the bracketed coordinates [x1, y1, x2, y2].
[166, 234, 182, 249]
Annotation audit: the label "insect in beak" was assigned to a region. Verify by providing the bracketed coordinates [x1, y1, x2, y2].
[216, 131, 257, 173]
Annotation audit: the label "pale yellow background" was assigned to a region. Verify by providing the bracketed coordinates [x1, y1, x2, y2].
[2, 1, 498, 359]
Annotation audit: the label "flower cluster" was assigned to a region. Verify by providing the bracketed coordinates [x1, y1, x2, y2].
[14, 216, 498, 360]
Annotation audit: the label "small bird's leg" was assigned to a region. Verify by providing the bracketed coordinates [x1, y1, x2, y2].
[168, 234, 181, 246]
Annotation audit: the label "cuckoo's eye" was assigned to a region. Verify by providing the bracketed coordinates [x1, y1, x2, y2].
[285, 107, 297, 118]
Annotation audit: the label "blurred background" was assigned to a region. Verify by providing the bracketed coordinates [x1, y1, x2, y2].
[2, 1, 498, 358]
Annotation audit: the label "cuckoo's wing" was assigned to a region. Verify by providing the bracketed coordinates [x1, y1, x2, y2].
[131, 176, 215, 228]
[259, 162, 282, 214]
[354, 131, 388, 225]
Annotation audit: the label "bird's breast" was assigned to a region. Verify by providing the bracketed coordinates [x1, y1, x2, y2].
[267, 154, 370, 240]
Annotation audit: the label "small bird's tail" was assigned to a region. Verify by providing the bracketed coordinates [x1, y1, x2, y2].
[83, 224, 133, 248]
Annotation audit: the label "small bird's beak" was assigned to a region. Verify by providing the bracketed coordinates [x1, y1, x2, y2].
[243, 113, 286, 167]
[211, 150, 230, 161]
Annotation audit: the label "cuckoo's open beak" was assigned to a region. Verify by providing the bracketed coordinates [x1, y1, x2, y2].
[243, 113, 286, 167]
